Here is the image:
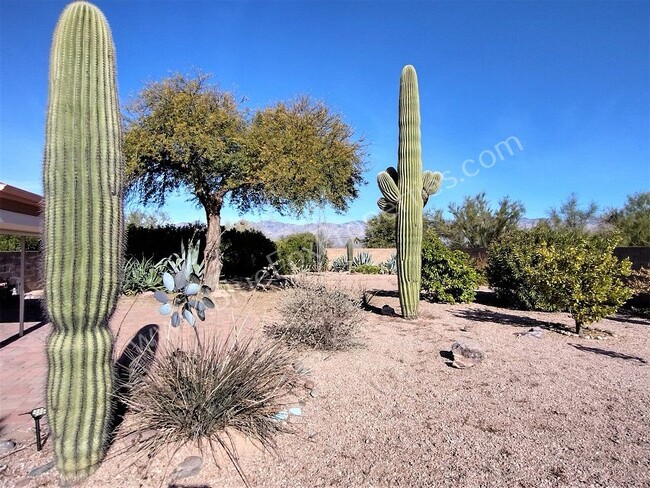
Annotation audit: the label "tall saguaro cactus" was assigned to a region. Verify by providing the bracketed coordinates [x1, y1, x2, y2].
[346, 238, 354, 272]
[43, 1, 123, 478]
[377, 65, 442, 318]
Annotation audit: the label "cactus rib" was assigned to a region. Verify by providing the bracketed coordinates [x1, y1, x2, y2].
[44, 1, 123, 478]
[377, 65, 442, 318]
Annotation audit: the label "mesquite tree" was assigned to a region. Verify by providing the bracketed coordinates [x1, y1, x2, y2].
[124, 72, 365, 286]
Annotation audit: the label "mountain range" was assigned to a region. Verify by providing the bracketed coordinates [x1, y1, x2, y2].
[245, 217, 546, 246]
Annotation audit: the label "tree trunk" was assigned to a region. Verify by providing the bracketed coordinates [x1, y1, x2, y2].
[575, 321, 582, 336]
[203, 208, 223, 288]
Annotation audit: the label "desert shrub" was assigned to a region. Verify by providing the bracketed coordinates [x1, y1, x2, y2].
[352, 264, 381, 274]
[628, 267, 650, 297]
[487, 228, 566, 311]
[266, 281, 363, 350]
[122, 256, 166, 295]
[624, 266, 650, 312]
[221, 228, 276, 278]
[421, 232, 478, 304]
[119, 335, 297, 485]
[275, 232, 317, 274]
[531, 234, 632, 334]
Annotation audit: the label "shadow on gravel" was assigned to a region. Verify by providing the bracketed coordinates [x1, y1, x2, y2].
[438, 350, 457, 368]
[108, 324, 160, 443]
[362, 289, 400, 316]
[168, 485, 211, 488]
[605, 311, 650, 327]
[452, 308, 575, 334]
[473, 289, 502, 307]
[568, 343, 647, 364]
[0, 297, 49, 349]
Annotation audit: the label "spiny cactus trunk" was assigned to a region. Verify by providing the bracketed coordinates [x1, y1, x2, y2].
[376, 65, 442, 319]
[346, 238, 354, 272]
[44, 1, 123, 478]
[396, 66, 423, 318]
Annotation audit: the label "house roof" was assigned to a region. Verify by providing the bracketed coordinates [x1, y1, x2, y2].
[0, 182, 43, 236]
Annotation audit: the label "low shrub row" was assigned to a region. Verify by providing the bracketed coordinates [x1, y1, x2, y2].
[486, 228, 632, 333]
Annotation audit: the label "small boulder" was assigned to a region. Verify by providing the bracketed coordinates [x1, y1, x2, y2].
[170, 456, 203, 481]
[0, 440, 16, 453]
[450, 340, 485, 368]
[521, 327, 543, 338]
[381, 305, 396, 316]
[288, 407, 302, 416]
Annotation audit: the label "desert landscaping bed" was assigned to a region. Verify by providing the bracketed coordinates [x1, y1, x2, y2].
[1, 274, 648, 487]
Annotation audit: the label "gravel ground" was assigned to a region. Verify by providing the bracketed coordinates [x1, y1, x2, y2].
[1, 274, 649, 488]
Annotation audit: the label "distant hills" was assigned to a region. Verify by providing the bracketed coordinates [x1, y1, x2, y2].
[245, 217, 545, 246]
[247, 220, 366, 247]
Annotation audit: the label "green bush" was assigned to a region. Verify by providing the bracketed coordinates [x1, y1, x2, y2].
[275, 232, 317, 274]
[488, 229, 632, 333]
[487, 229, 566, 311]
[421, 232, 479, 304]
[122, 256, 166, 295]
[627, 267, 650, 309]
[0, 235, 40, 251]
[352, 264, 381, 274]
[221, 228, 276, 278]
[532, 234, 632, 334]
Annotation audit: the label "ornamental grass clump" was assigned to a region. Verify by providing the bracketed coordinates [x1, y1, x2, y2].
[118, 334, 298, 485]
[267, 281, 364, 350]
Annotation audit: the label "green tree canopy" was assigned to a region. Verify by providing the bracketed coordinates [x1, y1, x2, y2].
[124, 72, 366, 285]
[363, 212, 397, 248]
[543, 193, 600, 234]
[432, 192, 525, 248]
[126, 209, 170, 228]
[605, 191, 650, 246]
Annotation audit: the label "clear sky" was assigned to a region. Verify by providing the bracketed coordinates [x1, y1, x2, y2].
[1, 0, 648, 225]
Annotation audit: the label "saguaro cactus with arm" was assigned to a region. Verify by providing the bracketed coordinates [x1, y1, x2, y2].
[377, 65, 442, 318]
[43, 1, 123, 478]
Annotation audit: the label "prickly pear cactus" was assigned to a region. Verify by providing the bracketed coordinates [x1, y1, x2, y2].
[377, 65, 442, 318]
[43, 1, 123, 478]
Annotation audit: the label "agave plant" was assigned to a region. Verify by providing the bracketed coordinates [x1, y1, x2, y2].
[380, 252, 398, 275]
[331, 256, 348, 272]
[155, 237, 213, 349]
[165, 235, 204, 282]
[352, 252, 373, 268]
[122, 256, 166, 295]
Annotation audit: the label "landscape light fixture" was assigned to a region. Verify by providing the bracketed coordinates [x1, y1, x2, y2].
[30, 407, 46, 451]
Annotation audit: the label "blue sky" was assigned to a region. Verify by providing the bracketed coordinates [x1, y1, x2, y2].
[1, 0, 648, 225]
